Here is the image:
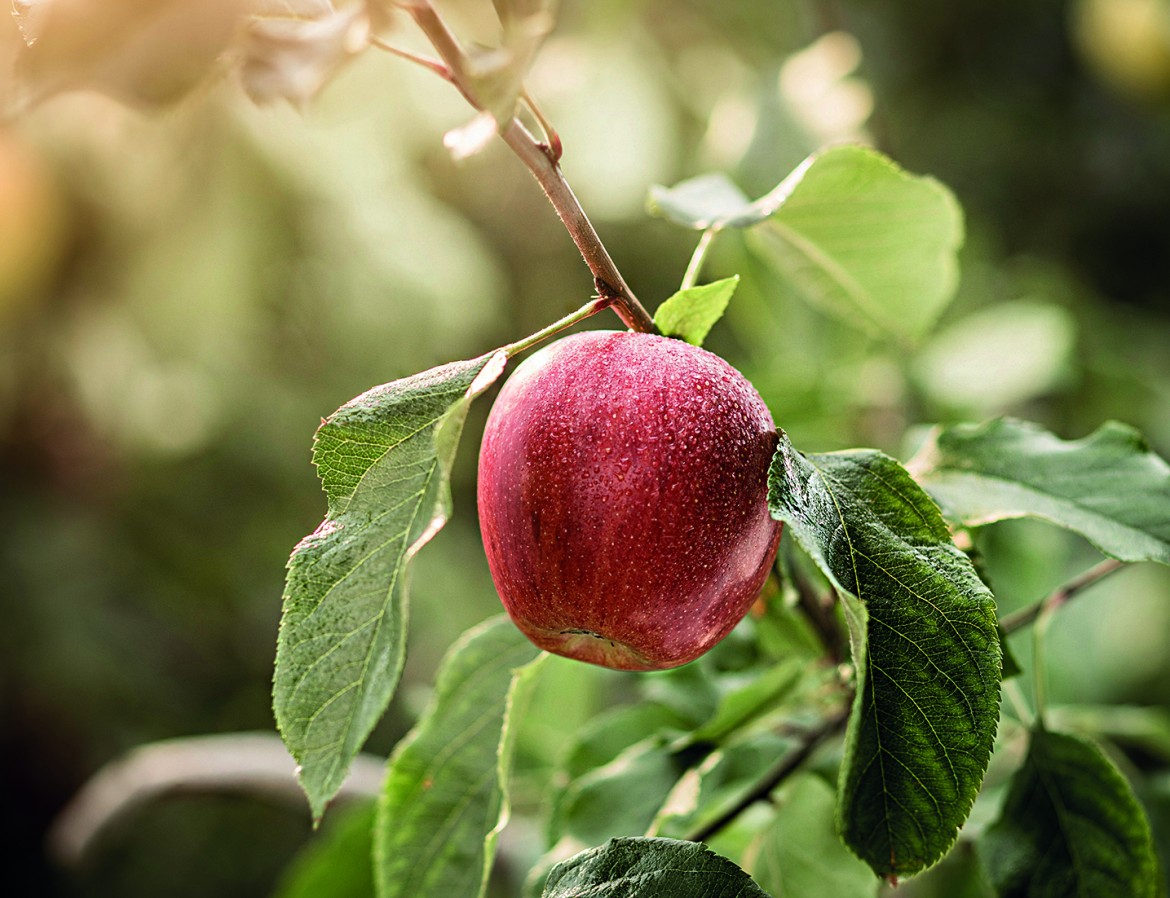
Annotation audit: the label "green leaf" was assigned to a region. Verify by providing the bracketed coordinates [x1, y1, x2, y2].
[647, 173, 757, 229]
[913, 418, 1170, 565]
[273, 351, 507, 819]
[651, 732, 793, 841]
[749, 145, 963, 342]
[561, 704, 691, 781]
[751, 774, 879, 898]
[653, 276, 740, 347]
[980, 727, 1160, 898]
[542, 837, 773, 898]
[551, 739, 681, 847]
[374, 616, 544, 898]
[767, 434, 1001, 879]
[273, 800, 375, 898]
[689, 659, 806, 745]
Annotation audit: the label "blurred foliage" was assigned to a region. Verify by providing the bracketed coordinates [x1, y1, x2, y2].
[1, 0, 1169, 895]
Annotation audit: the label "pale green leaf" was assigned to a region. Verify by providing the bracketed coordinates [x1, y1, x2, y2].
[749, 145, 963, 341]
[374, 616, 544, 898]
[273, 351, 507, 819]
[646, 173, 756, 229]
[913, 418, 1170, 565]
[767, 434, 1001, 878]
[653, 276, 740, 347]
[980, 727, 1160, 898]
[273, 800, 375, 898]
[542, 837, 773, 898]
[751, 774, 878, 898]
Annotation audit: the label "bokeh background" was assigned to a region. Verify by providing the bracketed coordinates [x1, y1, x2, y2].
[2, 0, 1169, 894]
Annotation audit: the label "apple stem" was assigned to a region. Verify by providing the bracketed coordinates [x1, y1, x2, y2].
[397, 0, 658, 335]
[501, 297, 611, 358]
[680, 228, 718, 291]
[998, 558, 1125, 636]
[684, 706, 850, 844]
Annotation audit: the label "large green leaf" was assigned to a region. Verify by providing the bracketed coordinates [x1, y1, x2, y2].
[913, 418, 1170, 565]
[273, 351, 507, 819]
[750, 774, 878, 898]
[749, 146, 963, 342]
[374, 616, 544, 898]
[980, 727, 1160, 897]
[767, 434, 1001, 879]
[542, 837, 772, 898]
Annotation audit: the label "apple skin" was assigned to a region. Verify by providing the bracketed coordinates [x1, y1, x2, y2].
[477, 330, 783, 671]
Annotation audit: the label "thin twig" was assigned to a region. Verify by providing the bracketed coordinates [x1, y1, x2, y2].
[999, 558, 1126, 636]
[685, 706, 850, 844]
[367, 36, 452, 80]
[402, 0, 656, 334]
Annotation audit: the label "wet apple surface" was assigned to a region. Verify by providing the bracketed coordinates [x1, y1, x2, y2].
[477, 330, 783, 670]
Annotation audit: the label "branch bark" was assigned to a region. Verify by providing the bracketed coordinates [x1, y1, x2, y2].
[998, 558, 1126, 636]
[400, 0, 656, 334]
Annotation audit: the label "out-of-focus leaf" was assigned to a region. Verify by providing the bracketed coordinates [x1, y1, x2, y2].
[650, 147, 962, 341]
[913, 418, 1170, 565]
[238, 3, 370, 106]
[653, 276, 739, 347]
[273, 800, 375, 898]
[750, 774, 878, 898]
[550, 739, 680, 847]
[1049, 704, 1170, 763]
[768, 434, 1001, 879]
[911, 302, 1076, 413]
[14, 0, 249, 106]
[981, 727, 1160, 897]
[689, 659, 804, 745]
[646, 173, 756, 229]
[561, 704, 691, 781]
[466, 0, 555, 131]
[650, 732, 792, 840]
[273, 351, 507, 820]
[750, 146, 963, 342]
[374, 616, 544, 898]
[543, 837, 772, 898]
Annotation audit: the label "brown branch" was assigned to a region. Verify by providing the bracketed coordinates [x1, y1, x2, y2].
[783, 555, 848, 665]
[401, 0, 656, 334]
[684, 706, 850, 844]
[999, 558, 1127, 636]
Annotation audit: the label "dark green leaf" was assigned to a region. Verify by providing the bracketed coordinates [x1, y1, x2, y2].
[749, 146, 963, 342]
[653, 276, 740, 347]
[542, 837, 773, 898]
[273, 800, 375, 898]
[751, 774, 878, 898]
[981, 727, 1160, 898]
[913, 418, 1170, 565]
[767, 434, 1001, 878]
[274, 351, 507, 819]
[374, 616, 544, 898]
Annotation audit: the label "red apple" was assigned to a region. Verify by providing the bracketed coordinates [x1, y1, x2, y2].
[477, 330, 783, 670]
